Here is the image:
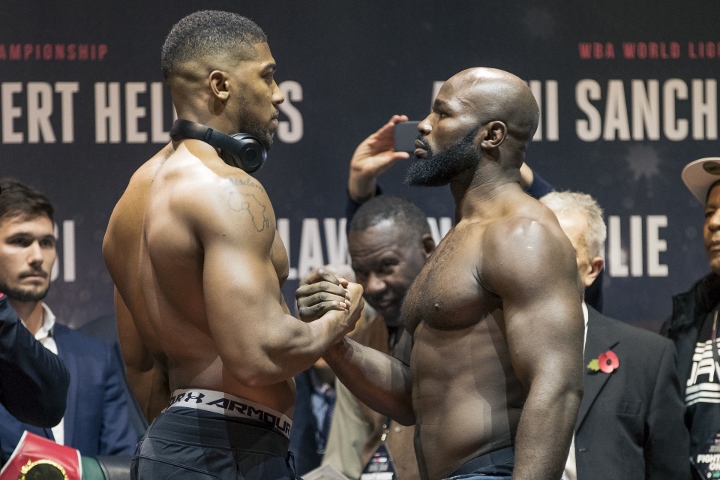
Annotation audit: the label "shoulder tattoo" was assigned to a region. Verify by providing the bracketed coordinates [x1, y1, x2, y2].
[227, 177, 266, 195]
[228, 191, 271, 232]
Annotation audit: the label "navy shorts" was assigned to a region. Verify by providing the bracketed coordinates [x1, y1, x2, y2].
[443, 446, 514, 480]
[131, 407, 296, 479]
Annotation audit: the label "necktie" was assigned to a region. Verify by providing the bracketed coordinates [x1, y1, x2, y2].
[318, 387, 336, 453]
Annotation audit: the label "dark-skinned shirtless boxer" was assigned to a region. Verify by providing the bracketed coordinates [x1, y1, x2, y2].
[300, 68, 584, 480]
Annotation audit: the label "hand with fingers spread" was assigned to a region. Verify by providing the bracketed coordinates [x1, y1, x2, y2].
[348, 115, 411, 201]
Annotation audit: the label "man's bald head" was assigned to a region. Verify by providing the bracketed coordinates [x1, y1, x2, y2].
[448, 68, 539, 143]
[408, 67, 539, 186]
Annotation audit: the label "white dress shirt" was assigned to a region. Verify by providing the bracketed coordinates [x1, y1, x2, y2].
[20, 303, 65, 445]
[562, 302, 589, 480]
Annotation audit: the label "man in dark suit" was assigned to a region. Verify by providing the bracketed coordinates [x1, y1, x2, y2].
[0, 181, 70, 430]
[0, 178, 136, 465]
[541, 191, 690, 480]
[78, 314, 148, 443]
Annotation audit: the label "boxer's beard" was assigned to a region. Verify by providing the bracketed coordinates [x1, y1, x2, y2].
[406, 127, 480, 187]
[241, 117, 274, 151]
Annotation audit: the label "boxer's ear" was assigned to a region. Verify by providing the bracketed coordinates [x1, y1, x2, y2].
[209, 70, 230, 101]
[479, 121, 507, 150]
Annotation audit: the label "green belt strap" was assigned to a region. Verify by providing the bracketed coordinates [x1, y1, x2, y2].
[81, 455, 106, 480]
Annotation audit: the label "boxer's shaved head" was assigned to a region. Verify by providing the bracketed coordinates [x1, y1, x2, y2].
[161, 10, 267, 81]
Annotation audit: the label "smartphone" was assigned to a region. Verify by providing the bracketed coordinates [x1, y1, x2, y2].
[394, 121, 420, 153]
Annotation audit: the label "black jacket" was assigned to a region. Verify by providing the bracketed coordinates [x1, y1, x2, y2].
[662, 272, 720, 466]
[662, 273, 720, 396]
[577, 306, 690, 480]
[0, 293, 69, 427]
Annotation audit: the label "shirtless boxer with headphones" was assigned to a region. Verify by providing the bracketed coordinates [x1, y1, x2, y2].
[103, 11, 363, 479]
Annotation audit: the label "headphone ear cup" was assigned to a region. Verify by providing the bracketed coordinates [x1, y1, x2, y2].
[225, 134, 266, 173]
[169, 119, 267, 174]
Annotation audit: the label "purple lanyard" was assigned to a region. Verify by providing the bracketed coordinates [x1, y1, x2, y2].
[712, 310, 720, 381]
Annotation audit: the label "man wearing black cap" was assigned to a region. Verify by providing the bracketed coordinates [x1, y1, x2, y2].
[663, 157, 720, 479]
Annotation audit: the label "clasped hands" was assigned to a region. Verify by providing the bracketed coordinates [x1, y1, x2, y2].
[295, 268, 365, 338]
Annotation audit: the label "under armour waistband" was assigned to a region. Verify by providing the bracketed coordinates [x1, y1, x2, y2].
[164, 389, 293, 439]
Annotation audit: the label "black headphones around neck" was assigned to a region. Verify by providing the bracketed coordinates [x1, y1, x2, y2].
[169, 119, 267, 173]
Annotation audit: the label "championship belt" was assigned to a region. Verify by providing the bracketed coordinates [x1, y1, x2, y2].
[360, 424, 398, 480]
[0, 432, 81, 480]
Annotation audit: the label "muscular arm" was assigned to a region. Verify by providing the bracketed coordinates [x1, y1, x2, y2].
[115, 288, 169, 422]
[483, 217, 584, 480]
[199, 176, 363, 387]
[298, 276, 414, 423]
[322, 331, 414, 425]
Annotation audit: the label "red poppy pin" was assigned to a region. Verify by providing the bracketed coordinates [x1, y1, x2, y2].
[587, 350, 619, 374]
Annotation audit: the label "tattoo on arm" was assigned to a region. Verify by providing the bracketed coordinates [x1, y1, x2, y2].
[228, 192, 271, 232]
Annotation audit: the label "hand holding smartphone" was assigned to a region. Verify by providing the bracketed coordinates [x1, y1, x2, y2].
[393, 121, 420, 154]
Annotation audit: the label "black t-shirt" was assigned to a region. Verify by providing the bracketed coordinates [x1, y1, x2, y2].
[686, 307, 720, 458]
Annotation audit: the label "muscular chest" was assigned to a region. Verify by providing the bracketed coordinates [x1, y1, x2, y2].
[402, 229, 499, 333]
